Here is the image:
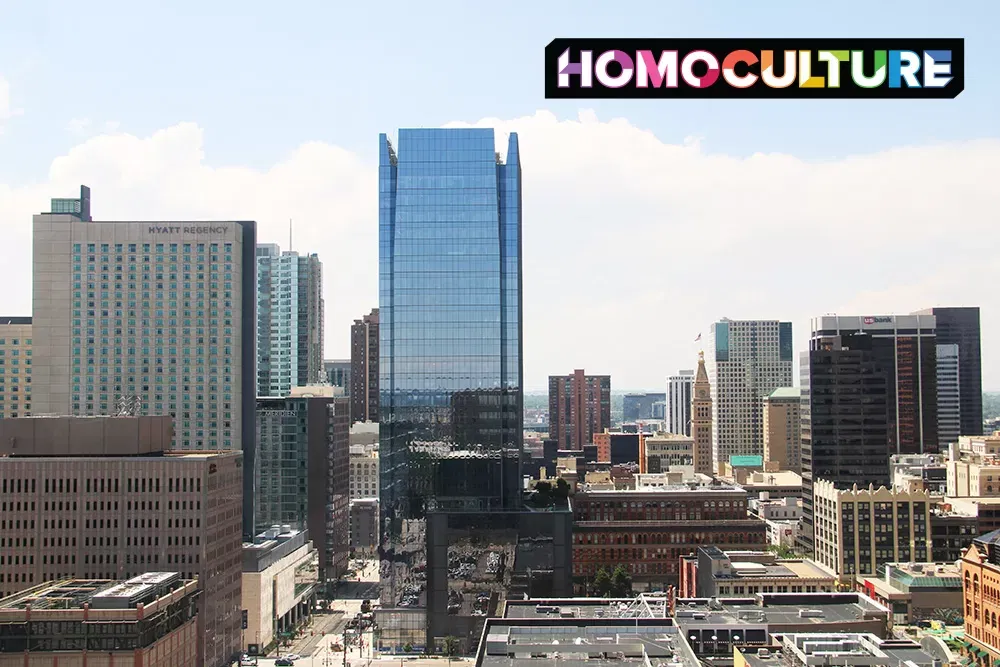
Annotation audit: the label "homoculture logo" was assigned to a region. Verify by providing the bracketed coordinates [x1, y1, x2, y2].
[544, 38, 964, 99]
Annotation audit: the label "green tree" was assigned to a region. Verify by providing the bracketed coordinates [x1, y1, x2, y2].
[442, 635, 460, 665]
[592, 567, 612, 596]
[610, 564, 633, 597]
[403, 642, 413, 654]
[553, 478, 570, 498]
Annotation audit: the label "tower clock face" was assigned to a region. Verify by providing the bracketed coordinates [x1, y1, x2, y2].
[698, 389, 707, 398]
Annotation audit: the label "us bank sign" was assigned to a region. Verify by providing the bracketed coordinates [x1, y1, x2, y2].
[148, 225, 228, 234]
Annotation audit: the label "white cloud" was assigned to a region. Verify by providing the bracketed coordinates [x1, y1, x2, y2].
[1, 111, 998, 391]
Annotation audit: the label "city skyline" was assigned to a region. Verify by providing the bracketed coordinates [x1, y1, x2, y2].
[0, 2, 997, 391]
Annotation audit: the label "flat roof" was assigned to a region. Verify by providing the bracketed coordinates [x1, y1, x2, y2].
[0, 572, 190, 611]
[767, 387, 801, 400]
[672, 594, 887, 629]
[477, 619, 699, 667]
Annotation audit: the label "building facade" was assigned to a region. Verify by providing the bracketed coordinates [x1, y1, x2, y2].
[763, 387, 802, 473]
[30, 186, 258, 537]
[691, 352, 713, 476]
[812, 480, 932, 580]
[707, 319, 794, 466]
[241, 528, 318, 656]
[548, 370, 611, 451]
[622, 393, 666, 423]
[679, 546, 835, 598]
[572, 486, 767, 588]
[379, 128, 570, 652]
[0, 416, 243, 667]
[0, 573, 199, 666]
[350, 443, 379, 499]
[255, 389, 350, 584]
[324, 359, 351, 393]
[350, 498, 379, 556]
[915, 306, 982, 436]
[351, 308, 379, 423]
[642, 432, 693, 473]
[937, 343, 962, 447]
[0, 317, 31, 418]
[256, 244, 324, 397]
[962, 530, 1000, 662]
[668, 370, 693, 436]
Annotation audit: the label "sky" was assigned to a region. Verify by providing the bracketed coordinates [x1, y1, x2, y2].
[0, 0, 997, 391]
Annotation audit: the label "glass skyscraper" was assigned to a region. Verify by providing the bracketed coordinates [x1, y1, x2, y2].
[256, 244, 324, 397]
[378, 129, 569, 653]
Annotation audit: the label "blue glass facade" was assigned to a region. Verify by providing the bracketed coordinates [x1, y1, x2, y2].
[377, 128, 526, 646]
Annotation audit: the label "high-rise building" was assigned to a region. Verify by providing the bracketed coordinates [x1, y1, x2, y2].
[668, 370, 694, 436]
[0, 416, 243, 667]
[914, 307, 983, 435]
[30, 186, 258, 537]
[937, 343, 962, 447]
[254, 387, 350, 584]
[799, 330, 894, 554]
[256, 244, 324, 397]
[378, 128, 570, 652]
[324, 358, 351, 393]
[707, 319, 794, 466]
[622, 392, 666, 422]
[811, 315, 938, 455]
[0, 317, 31, 418]
[351, 308, 379, 423]
[764, 387, 802, 473]
[691, 353, 713, 476]
[548, 370, 611, 450]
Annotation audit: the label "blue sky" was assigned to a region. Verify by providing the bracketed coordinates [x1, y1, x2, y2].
[0, 0, 996, 183]
[0, 0, 998, 390]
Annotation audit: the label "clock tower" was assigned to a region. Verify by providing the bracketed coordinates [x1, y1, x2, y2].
[691, 351, 713, 475]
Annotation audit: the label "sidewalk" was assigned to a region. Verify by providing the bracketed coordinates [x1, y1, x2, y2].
[280, 611, 346, 658]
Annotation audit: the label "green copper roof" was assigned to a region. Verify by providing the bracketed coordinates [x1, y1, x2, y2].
[730, 455, 764, 468]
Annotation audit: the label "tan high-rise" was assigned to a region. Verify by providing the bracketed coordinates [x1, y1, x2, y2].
[691, 352, 713, 476]
[0, 317, 31, 418]
[764, 387, 802, 473]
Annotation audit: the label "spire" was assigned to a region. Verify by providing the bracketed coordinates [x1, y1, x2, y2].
[695, 351, 709, 385]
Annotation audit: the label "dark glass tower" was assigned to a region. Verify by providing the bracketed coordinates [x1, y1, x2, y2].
[378, 129, 568, 653]
[913, 307, 983, 435]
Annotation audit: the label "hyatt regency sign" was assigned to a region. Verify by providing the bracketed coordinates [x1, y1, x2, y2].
[147, 225, 228, 234]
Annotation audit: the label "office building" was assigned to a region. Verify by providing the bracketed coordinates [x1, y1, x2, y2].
[811, 480, 932, 580]
[548, 370, 611, 450]
[0, 415, 242, 667]
[678, 546, 835, 598]
[937, 343, 961, 447]
[378, 128, 571, 653]
[351, 308, 379, 423]
[241, 527, 318, 656]
[324, 358, 351, 393]
[810, 315, 938, 455]
[350, 443, 379, 499]
[0, 573, 199, 666]
[255, 387, 350, 584]
[0, 317, 31, 418]
[668, 370, 693, 436]
[858, 561, 963, 626]
[914, 306, 982, 435]
[642, 432, 693, 473]
[707, 319, 794, 465]
[256, 243, 324, 397]
[350, 497, 379, 556]
[763, 387, 802, 473]
[30, 185, 258, 537]
[622, 392, 665, 422]
[691, 352, 713, 476]
[572, 484, 767, 588]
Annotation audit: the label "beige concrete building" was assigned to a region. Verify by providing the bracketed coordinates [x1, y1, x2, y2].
[857, 561, 962, 625]
[763, 387, 801, 473]
[0, 415, 243, 667]
[350, 443, 379, 500]
[691, 351, 713, 476]
[0, 317, 31, 419]
[812, 480, 932, 580]
[947, 432, 1000, 497]
[0, 572, 199, 667]
[642, 432, 693, 473]
[679, 547, 835, 597]
[241, 527, 318, 656]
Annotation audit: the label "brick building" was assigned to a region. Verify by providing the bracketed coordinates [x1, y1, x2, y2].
[571, 485, 767, 589]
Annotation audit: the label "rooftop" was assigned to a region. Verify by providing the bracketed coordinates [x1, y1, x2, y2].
[718, 560, 833, 581]
[671, 593, 888, 630]
[736, 471, 803, 487]
[767, 387, 802, 400]
[0, 572, 191, 611]
[477, 618, 699, 667]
